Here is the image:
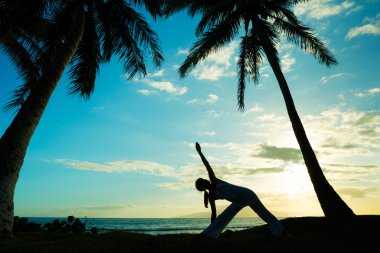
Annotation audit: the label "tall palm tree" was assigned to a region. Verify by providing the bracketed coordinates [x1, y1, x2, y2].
[0, 0, 163, 237]
[163, 0, 355, 218]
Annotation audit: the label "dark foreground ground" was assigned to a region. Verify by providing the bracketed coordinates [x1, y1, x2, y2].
[1, 216, 379, 253]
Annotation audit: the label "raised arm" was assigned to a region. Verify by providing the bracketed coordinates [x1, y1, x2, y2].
[196, 142, 216, 182]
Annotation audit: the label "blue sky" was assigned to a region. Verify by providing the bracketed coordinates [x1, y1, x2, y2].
[1, 0, 380, 218]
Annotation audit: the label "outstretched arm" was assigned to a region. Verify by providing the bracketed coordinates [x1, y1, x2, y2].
[196, 142, 216, 182]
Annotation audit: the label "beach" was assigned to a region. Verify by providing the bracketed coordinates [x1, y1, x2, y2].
[1, 216, 379, 253]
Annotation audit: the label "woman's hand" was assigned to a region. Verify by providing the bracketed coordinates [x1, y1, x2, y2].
[196, 142, 201, 152]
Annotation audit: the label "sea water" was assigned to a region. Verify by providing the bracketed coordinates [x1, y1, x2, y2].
[28, 217, 266, 235]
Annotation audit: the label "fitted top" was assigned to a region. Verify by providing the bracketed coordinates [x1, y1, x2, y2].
[212, 178, 259, 206]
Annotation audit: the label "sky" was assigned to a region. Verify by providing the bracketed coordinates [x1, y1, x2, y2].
[0, 0, 379, 218]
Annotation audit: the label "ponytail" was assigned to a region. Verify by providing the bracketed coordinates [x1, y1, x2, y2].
[204, 190, 209, 208]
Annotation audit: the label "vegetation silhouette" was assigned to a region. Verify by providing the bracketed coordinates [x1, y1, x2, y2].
[12, 215, 97, 234]
[162, 0, 355, 218]
[0, 0, 163, 238]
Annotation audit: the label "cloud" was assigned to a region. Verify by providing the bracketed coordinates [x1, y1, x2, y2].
[132, 70, 188, 96]
[320, 73, 349, 84]
[148, 69, 165, 77]
[355, 87, 380, 97]
[323, 163, 379, 177]
[92, 106, 105, 111]
[191, 41, 238, 80]
[177, 48, 189, 55]
[204, 109, 224, 118]
[294, 0, 356, 20]
[281, 53, 296, 73]
[338, 187, 379, 198]
[277, 43, 295, 54]
[302, 108, 380, 155]
[51, 159, 175, 177]
[253, 144, 303, 163]
[345, 5, 363, 15]
[198, 131, 217, 136]
[187, 94, 219, 105]
[247, 103, 264, 113]
[142, 79, 188, 96]
[57, 204, 135, 212]
[137, 89, 158, 96]
[346, 24, 380, 39]
[346, 13, 380, 39]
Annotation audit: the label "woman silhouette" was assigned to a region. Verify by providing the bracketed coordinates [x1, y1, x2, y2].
[195, 142, 285, 239]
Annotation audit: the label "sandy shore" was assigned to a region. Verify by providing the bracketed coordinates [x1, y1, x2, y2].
[1, 215, 379, 253]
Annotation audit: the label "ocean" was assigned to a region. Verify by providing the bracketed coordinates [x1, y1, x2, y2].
[28, 217, 266, 235]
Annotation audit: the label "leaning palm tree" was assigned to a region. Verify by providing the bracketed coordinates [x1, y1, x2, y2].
[163, 0, 355, 218]
[0, 0, 163, 237]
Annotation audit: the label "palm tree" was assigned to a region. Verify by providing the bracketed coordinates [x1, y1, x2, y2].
[0, 0, 163, 237]
[163, 0, 355, 218]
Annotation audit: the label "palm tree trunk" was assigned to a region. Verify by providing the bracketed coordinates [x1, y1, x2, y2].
[0, 6, 85, 238]
[262, 46, 355, 218]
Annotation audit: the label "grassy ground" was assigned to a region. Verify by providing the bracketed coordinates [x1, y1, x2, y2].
[1, 215, 379, 253]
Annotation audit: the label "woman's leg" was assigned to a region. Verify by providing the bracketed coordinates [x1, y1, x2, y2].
[250, 200, 284, 236]
[202, 203, 243, 239]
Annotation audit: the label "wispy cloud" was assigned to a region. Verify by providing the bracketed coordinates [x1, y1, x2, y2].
[294, 0, 357, 20]
[57, 204, 135, 212]
[138, 79, 188, 96]
[137, 89, 158, 96]
[253, 144, 303, 163]
[346, 24, 380, 39]
[338, 187, 379, 198]
[302, 107, 380, 155]
[148, 69, 165, 77]
[92, 106, 105, 111]
[346, 13, 380, 39]
[131, 70, 188, 96]
[204, 109, 224, 118]
[146, 80, 188, 95]
[320, 73, 349, 84]
[281, 53, 296, 73]
[355, 87, 380, 97]
[187, 94, 219, 105]
[177, 48, 189, 56]
[247, 103, 264, 113]
[198, 131, 217, 136]
[50, 159, 175, 177]
[191, 41, 238, 80]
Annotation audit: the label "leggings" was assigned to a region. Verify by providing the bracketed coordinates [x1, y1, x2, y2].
[203, 200, 284, 239]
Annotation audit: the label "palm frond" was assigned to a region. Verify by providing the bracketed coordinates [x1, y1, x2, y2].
[0, 35, 39, 85]
[162, 0, 211, 17]
[237, 30, 264, 111]
[237, 35, 248, 111]
[274, 18, 337, 67]
[68, 6, 101, 99]
[95, 0, 114, 62]
[127, 0, 163, 18]
[98, 0, 163, 69]
[112, 0, 163, 67]
[35, 1, 84, 70]
[179, 10, 242, 77]
[105, 1, 163, 67]
[2, 83, 31, 111]
[95, 1, 148, 79]
[195, 2, 236, 36]
[245, 32, 262, 86]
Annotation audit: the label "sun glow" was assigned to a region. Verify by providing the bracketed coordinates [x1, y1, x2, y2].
[282, 164, 313, 197]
